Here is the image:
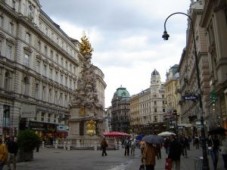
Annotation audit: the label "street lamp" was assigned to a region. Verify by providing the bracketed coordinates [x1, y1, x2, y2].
[162, 12, 209, 170]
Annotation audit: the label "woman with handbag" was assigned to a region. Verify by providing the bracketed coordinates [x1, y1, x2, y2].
[0, 138, 8, 170]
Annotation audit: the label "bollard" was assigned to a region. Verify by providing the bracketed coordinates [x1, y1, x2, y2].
[55, 139, 58, 149]
[63, 141, 66, 150]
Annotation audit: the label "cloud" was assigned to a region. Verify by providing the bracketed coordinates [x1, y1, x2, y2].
[39, 0, 190, 107]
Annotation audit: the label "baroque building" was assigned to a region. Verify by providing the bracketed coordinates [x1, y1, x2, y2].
[178, 1, 210, 135]
[164, 65, 182, 132]
[0, 0, 106, 141]
[111, 86, 130, 133]
[200, 0, 227, 129]
[129, 69, 166, 135]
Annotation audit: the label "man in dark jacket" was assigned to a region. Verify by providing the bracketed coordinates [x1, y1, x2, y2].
[168, 135, 182, 170]
[6, 136, 18, 170]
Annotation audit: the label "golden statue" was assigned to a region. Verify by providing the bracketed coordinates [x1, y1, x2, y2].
[80, 34, 93, 56]
[86, 119, 96, 136]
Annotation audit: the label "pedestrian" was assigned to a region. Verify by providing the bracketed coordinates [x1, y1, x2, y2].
[168, 135, 182, 170]
[209, 135, 220, 170]
[100, 138, 108, 156]
[140, 141, 146, 155]
[124, 137, 131, 156]
[6, 136, 18, 170]
[155, 144, 162, 159]
[164, 137, 170, 154]
[130, 138, 136, 156]
[141, 142, 156, 170]
[180, 136, 188, 158]
[0, 138, 8, 170]
[220, 134, 227, 170]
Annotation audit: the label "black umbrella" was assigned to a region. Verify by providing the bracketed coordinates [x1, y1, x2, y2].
[142, 135, 163, 144]
[208, 127, 227, 135]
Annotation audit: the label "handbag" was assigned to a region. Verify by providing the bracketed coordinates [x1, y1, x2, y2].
[139, 164, 146, 170]
[165, 158, 172, 170]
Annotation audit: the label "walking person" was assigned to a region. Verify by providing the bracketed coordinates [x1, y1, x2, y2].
[124, 137, 131, 156]
[6, 136, 18, 170]
[220, 134, 227, 170]
[0, 138, 8, 170]
[100, 138, 108, 156]
[168, 135, 182, 170]
[141, 142, 156, 170]
[209, 135, 220, 170]
[130, 138, 136, 156]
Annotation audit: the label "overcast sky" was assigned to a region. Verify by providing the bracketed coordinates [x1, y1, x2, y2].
[39, 0, 191, 107]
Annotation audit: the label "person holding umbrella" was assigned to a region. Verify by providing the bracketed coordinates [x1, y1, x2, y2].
[141, 142, 156, 170]
[141, 135, 162, 170]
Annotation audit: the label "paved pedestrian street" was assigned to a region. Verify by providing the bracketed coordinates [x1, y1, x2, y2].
[10, 146, 224, 170]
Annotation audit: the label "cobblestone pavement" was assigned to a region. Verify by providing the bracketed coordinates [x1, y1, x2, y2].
[4, 145, 224, 170]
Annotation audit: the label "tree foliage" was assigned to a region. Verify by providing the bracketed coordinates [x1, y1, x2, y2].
[17, 129, 41, 152]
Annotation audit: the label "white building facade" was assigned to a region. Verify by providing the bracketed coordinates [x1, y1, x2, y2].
[0, 0, 106, 140]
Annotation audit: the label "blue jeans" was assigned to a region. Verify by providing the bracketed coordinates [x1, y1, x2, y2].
[210, 149, 219, 170]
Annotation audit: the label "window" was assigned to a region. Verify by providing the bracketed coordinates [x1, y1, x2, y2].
[4, 72, 11, 91]
[6, 44, 13, 59]
[42, 86, 46, 101]
[43, 64, 47, 76]
[41, 112, 45, 121]
[25, 32, 31, 43]
[35, 83, 39, 99]
[0, 40, 2, 55]
[24, 53, 29, 66]
[61, 74, 63, 84]
[0, 16, 3, 28]
[55, 54, 59, 63]
[44, 46, 47, 55]
[23, 76, 29, 96]
[36, 60, 40, 72]
[49, 68, 52, 79]
[50, 50, 53, 59]
[55, 71, 58, 82]
[154, 108, 157, 112]
[9, 22, 14, 34]
[48, 88, 52, 102]
[154, 101, 157, 105]
[59, 93, 63, 105]
[37, 40, 41, 51]
[54, 91, 58, 104]
[65, 77, 68, 86]
[65, 61, 68, 69]
[48, 114, 51, 122]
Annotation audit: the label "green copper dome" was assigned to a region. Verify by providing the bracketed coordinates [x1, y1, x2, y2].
[112, 86, 130, 101]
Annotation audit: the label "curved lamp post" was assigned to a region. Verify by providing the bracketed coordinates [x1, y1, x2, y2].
[162, 12, 209, 170]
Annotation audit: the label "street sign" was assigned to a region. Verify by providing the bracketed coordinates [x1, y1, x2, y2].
[183, 95, 198, 101]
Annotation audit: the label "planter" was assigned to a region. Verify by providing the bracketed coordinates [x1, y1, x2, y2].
[17, 150, 34, 162]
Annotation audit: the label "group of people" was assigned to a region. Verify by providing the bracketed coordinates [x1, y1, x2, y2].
[0, 136, 18, 170]
[140, 133, 227, 170]
[100, 132, 227, 170]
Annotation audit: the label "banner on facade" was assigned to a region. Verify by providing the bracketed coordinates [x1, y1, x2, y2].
[21, 104, 36, 118]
